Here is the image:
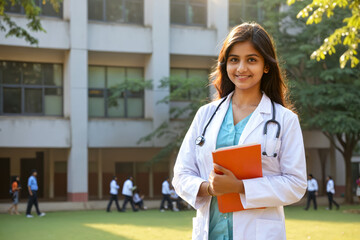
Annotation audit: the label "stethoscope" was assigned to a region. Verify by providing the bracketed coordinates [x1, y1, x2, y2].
[195, 96, 281, 157]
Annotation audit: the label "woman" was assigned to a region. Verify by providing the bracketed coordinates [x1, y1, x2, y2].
[326, 176, 339, 210]
[172, 22, 307, 240]
[8, 176, 21, 215]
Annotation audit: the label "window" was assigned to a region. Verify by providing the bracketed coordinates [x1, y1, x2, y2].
[88, 66, 144, 118]
[4, 0, 63, 18]
[229, 0, 263, 26]
[170, 0, 207, 26]
[170, 68, 209, 101]
[0, 61, 63, 116]
[88, 0, 144, 24]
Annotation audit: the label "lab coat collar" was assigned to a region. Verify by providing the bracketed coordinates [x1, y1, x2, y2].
[206, 91, 272, 148]
[238, 92, 272, 144]
[258, 92, 272, 115]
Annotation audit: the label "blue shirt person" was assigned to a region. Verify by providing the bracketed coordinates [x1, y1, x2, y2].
[28, 175, 38, 191]
[26, 169, 45, 218]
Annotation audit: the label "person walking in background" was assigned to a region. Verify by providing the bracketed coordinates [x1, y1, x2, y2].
[106, 176, 121, 212]
[326, 176, 339, 210]
[356, 176, 360, 203]
[26, 169, 45, 218]
[160, 177, 176, 212]
[305, 174, 318, 210]
[121, 176, 138, 212]
[8, 176, 21, 215]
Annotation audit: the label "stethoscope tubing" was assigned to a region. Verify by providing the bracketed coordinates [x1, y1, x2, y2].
[195, 95, 281, 157]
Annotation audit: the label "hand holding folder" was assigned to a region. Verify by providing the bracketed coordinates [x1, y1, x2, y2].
[212, 143, 263, 213]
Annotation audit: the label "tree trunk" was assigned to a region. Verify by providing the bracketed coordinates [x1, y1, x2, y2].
[318, 149, 328, 195]
[343, 151, 354, 203]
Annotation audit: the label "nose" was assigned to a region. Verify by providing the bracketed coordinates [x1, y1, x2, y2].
[236, 61, 247, 73]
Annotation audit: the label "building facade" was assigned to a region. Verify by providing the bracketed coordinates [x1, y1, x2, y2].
[0, 0, 358, 202]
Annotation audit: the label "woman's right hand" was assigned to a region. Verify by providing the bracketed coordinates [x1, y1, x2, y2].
[209, 164, 244, 196]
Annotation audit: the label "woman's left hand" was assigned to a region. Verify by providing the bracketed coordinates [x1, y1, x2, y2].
[209, 163, 244, 196]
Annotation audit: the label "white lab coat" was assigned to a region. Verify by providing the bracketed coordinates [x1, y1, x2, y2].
[172, 92, 307, 240]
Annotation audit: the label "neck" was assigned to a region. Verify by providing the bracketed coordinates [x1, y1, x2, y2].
[232, 89, 262, 108]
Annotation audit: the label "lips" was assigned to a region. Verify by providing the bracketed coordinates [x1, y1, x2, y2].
[235, 75, 251, 80]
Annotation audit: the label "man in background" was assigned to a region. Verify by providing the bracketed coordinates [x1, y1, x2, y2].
[121, 176, 138, 212]
[304, 174, 318, 210]
[26, 169, 45, 218]
[106, 176, 121, 212]
[160, 177, 174, 212]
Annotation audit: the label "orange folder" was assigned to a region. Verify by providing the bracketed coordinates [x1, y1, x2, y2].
[212, 143, 262, 213]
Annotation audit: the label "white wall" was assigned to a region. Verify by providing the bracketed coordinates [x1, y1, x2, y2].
[170, 26, 218, 56]
[88, 119, 154, 147]
[0, 118, 70, 147]
[88, 23, 152, 53]
[0, 16, 69, 49]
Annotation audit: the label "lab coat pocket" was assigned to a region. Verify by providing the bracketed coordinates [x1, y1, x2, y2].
[255, 219, 285, 240]
[192, 217, 202, 240]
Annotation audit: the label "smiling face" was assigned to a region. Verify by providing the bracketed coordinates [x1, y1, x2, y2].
[226, 41, 267, 94]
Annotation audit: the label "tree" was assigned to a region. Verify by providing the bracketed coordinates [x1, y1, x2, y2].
[0, 0, 62, 45]
[263, 0, 360, 203]
[137, 75, 211, 166]
[287, 0, 360, 68]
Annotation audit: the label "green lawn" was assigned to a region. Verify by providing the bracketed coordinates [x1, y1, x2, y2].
[0, 205, 359, 240]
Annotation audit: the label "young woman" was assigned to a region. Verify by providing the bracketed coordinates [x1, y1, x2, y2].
[172, 22, 307, 240]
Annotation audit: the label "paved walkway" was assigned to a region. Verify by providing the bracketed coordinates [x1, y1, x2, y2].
[0, 196, 356, 213]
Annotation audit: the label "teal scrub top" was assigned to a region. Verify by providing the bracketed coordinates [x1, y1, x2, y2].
[208, 99, 253, 240]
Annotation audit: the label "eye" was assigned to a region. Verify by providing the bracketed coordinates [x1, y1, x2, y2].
[228, 57, 238, 63]
[248, 58, 257, 63]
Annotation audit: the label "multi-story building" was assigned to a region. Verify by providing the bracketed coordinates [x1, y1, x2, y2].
[0, 0, 358, 202]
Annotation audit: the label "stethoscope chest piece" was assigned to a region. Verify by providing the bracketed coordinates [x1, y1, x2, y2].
[195, 136, 205, 146]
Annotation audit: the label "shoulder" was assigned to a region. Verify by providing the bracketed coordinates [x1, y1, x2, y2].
[274, 101, 298, 122]
[196, 97, 226, 120]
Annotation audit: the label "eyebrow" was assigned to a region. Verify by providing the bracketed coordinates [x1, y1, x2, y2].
[228, 53, 260, 57]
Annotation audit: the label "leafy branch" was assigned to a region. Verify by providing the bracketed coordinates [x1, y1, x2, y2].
[0, 0, 63, 45]
[287, 0, 360, 68]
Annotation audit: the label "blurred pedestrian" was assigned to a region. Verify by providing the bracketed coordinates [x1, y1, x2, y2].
[170, 188, 181, 211]
[326, 176, 339, 210]
[26, 169, 45, 218]
[8, 176, 21, 215]
[133, 189, 147, 210]
[160, 177, 174, 212]
[121, 176, 138, 212]
[304, 174, 318, 210]
[106, 176, 121, 212]
[356, 176, 360, 202]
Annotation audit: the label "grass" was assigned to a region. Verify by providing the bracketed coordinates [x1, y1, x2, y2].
[0, 205, 359, 240]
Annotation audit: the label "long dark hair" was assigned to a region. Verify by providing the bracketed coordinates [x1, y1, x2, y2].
[211, 22, 290, 107]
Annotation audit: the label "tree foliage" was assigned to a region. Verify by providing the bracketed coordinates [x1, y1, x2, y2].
[287, 0, 360, 68]
[137, 76, 211, 166]
[0, 0, 62, 45]
[263, 0, 360, 202]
